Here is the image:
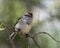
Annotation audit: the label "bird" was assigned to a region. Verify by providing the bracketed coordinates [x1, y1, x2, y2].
[10, 12, 33, 39]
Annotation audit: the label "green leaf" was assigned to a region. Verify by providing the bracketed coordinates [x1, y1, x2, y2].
[0, 22, 5, 31]
[0, 28, 5, 31]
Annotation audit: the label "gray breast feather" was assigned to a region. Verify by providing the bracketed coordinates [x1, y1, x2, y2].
[15, 18, 32, 34]
[22, 16, 32, 25]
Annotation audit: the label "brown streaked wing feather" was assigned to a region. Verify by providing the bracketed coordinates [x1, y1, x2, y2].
[14, 16, 22, 26]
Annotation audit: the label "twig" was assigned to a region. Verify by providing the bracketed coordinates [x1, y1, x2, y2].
[32, 37, 40, 48]
[33, 32, 60, 43]
[3, 23, 15, 48]
[2, 22, 60, 48]
[9, 37, 15, 48]
[27, 34, 40, 48]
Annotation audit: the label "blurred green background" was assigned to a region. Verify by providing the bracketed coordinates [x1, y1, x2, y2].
[0, 0, 60, 48]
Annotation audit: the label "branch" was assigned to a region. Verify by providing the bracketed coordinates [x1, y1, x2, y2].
[2, 23, 15, 48]
[33, 32, 60, 43]
[27, 32, 60, 48]
[27, 34, 41, 48]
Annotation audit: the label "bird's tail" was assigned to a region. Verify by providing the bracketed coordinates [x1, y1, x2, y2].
[9, 32, 17, 40]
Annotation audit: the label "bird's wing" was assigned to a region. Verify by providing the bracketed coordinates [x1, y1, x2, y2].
[14, 16, 23, 26]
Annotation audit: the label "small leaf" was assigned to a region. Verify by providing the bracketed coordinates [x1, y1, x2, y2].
[0, 22, 5, 31]
[0, 28, 5, 31]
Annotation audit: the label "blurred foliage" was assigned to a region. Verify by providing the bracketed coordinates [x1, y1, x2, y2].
[0, 0, 28, 48]
[0, 22, 5, 31]
[0, 0, 60, 48]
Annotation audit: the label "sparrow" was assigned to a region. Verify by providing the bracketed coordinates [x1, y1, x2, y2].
[10, 12, 33, 39]
[15, 12, 33, 35]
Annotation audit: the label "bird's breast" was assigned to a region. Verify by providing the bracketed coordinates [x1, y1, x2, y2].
[15, 20, 32, 34]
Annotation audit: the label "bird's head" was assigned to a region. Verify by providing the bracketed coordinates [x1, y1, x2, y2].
[24, 12, 33, 18]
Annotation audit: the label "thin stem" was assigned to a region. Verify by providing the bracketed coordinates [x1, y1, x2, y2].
[27, 34, 40, 48]
[9, 37, 15, 48]
[34, 32, 60, 43]
[3, 23, 15, 48]
[32, 37, 40, 48]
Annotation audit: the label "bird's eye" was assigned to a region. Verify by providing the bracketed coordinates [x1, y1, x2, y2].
[18, 29, 21, 31]
[25, 15, 29, 16]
